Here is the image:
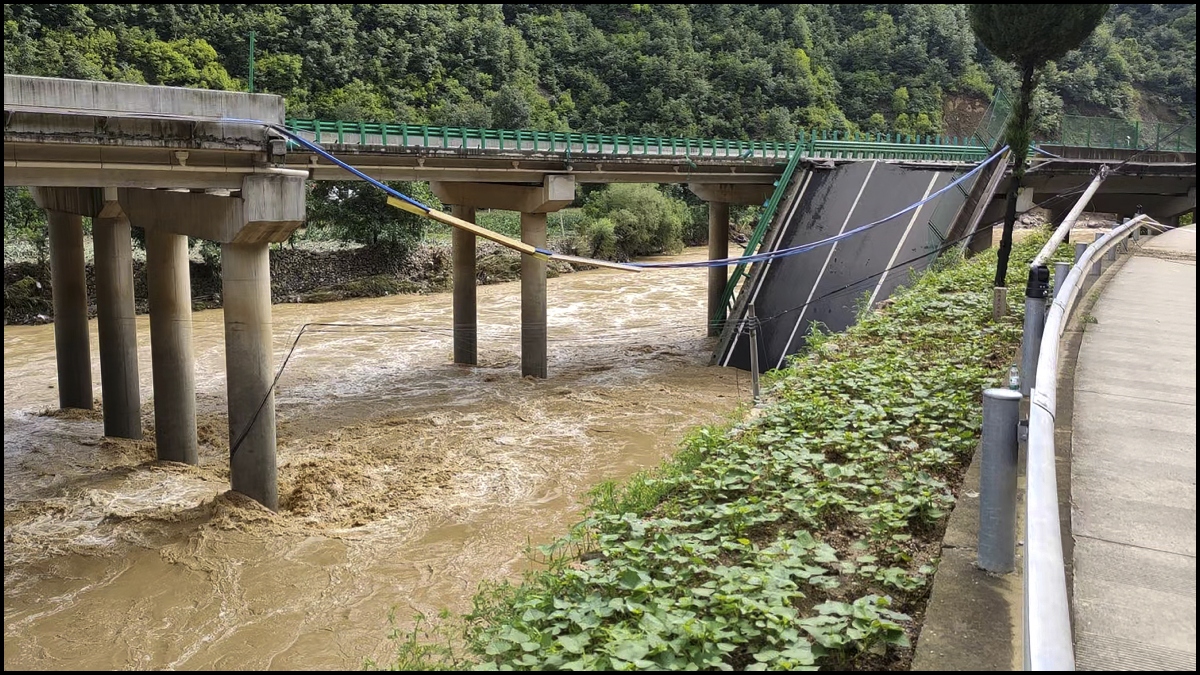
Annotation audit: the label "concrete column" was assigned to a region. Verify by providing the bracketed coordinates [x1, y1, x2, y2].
[47, 210, 93, 409]
[451, 205, 478, 366]
[146, 229, 198, 464]
[707, 201, 731, 337]
[93, 216, 142, 439]
[521, 212, 548, 379]
[221, 242, 278, 510]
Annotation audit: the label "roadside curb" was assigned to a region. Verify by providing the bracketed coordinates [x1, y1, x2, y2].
[912, 246, 1134, 671]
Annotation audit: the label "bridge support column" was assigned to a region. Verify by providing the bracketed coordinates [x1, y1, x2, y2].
[451, 205, 478, 366]
[93, 215, 142, 439]
[430, 177, 575, 379]
[687, 184, 774, 337]
[146, 229, 198, 464]
[521, 212, 548, 379]
[47, 210, 93, 409]
[221, 242, 278, 510]
[707, 201, 730, 336]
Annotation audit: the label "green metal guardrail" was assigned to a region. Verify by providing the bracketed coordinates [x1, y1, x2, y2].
[284, 119, 993, 163]
[286, 119, 797, 159]
[709, 142, 808, 333]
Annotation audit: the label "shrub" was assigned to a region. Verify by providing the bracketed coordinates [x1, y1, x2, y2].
[577, 184, 687, 260]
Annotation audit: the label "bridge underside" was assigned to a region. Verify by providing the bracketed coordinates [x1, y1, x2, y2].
[715, 160, 976, 372]
[969, 158, 1199, 247]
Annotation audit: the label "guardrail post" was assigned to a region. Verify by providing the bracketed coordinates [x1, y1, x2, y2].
[748, 305, 760, 401]
[1090, 233, 1103, 279]
[1021, 265, 1050, 396]
[1074, 242, 1087, 264]
[979, 387, 1022, 573]
[1053, 262, 1071, 301]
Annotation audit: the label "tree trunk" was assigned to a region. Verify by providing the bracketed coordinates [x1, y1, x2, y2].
[994, 181, 1021, 287]
[993, 63, 1037, 288]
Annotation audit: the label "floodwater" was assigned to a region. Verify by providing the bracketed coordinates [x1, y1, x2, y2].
[3, 247, 744, 670]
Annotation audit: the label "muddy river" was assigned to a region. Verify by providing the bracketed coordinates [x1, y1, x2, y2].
[3, 247, 744, 670]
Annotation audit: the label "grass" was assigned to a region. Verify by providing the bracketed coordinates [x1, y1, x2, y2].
[373, 230, 1069, 671]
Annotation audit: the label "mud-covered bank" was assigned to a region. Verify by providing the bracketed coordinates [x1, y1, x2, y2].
[4, 240, 581, 325]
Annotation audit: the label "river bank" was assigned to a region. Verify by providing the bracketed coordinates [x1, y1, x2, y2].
[393, 231, 1072, 671]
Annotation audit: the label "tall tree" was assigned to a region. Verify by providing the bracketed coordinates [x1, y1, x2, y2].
[968, 5, 1110, 287]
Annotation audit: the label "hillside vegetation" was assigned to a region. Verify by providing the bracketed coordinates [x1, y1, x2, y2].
[5, 4, 1195, 138]
[4, 5, 1194, 273]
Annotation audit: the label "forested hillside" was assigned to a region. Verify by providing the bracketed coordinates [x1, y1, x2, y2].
[5, 4, 1196, 140]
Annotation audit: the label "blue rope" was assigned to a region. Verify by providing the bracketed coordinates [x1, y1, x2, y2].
[628, 146, 1009, 269]
[229, 116, 1008, 271]
[224, 118, 430, 211]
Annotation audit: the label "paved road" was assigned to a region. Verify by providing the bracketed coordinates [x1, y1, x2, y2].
[1071, 224, 1196, 671]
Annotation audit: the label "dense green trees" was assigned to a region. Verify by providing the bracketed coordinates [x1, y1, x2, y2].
[4, 4, 1195, 260]
[5, 4, 1194, 137]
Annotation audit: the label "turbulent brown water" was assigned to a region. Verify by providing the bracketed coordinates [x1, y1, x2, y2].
[3, 247, 745, 670]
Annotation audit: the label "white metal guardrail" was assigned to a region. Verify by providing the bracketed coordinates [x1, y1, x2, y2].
[1023, 213, 1157, 670]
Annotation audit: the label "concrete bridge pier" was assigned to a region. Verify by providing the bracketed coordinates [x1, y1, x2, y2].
[521, 212, 549, 378]
[706, 202, 730, 336]
[32, 187, 144, 428]
[222, 242, 278, 509]
[689, 184, 774, 337]
[144, 228, 198, 464]
[120, 174, 306, 509]
[450, 205, 478, 366]
[45, 210, 94, 409]
[431, 176, 575, 379]
[93, 213, 143, 439]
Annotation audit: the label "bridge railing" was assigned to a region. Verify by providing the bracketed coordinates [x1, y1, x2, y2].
[286, 119, 797, 159]
[711, 138, 809, 333]
[284, 119, 992, 163]
[1023, 215, 1150, 670]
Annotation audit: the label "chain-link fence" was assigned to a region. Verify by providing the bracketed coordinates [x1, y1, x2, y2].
[1054, 115, 1196, 152]
[978, 88, 1195, 153]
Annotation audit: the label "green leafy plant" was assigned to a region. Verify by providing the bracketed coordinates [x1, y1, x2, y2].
[371, 233, 1065, 671]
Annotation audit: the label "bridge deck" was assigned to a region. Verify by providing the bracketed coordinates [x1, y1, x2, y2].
[1070, 225, 1196, 670]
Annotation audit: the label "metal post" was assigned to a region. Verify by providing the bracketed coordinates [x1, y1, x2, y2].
[1074, 242, 1087, 264]
[1091, 232, 1103, 278]
[979, 388, 1022, 573]
[747, 306, 760, 401]
[1053, 262, 1071, 301]
[1021, 266, 1049, 396]
[247, 31, 256, 93]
